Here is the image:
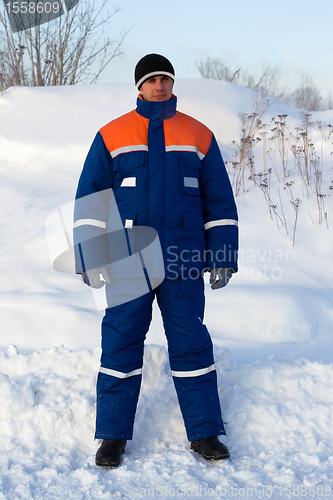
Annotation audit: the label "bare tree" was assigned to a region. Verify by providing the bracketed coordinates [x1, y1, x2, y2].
[290, 74, 323, 111]
[0, 0, 128, 90]
[197, 57, 288, 101]
[240, 63, 288, 102]
[197, 57, 241, 83]
[325, 93, 332, 110]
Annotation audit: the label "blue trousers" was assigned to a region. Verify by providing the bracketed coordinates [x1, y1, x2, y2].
[95, 276, 225, 441]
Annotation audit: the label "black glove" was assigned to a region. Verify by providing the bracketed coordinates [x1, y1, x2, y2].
[210, 267, 233, 290]
[81, 267, 110, 289]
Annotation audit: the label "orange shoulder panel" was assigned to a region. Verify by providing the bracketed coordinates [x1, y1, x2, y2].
[99, 110, 148, 154]
[164, 111, 213, 157]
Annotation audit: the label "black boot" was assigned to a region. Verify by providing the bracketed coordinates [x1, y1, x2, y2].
[191, 436, 230, 460]
[95, 439, 127, 468]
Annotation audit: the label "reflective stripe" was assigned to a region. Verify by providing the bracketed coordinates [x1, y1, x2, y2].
[165, 145, 205, 160]
[171, 364, 215, 378]
[125, 219, 133, 228]
[136, 71, 175, 89]
[111, 144, 205, 159]
[121, 177, 136, 187]
[184, 177, 199, 188]
[110, 144, 148, 158]
[205, 219, 238, 230]
[99, 367, 142, 379]
[73, 219, 106, 229]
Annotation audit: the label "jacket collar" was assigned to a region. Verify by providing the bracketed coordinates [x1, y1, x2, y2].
[136, 94, 177, 121]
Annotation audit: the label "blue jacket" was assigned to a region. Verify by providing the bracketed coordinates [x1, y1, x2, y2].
[74, 94, 238, 278]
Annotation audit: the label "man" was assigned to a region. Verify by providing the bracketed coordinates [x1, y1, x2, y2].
[74, 54, 238, 468]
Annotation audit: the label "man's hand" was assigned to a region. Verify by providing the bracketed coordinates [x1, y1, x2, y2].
[210, 267, 233, 290]
[82, 267, 110, 289]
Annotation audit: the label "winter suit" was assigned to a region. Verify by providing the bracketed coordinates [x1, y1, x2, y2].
[74, 94, 238, 441]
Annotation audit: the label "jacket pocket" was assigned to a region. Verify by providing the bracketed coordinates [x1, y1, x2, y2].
[180, 153, 202, 197]
[120, 211, 137, 229]
[107, 211, 137, 264]
[113, 151, 146, 193]
[113, 151, 146, 172]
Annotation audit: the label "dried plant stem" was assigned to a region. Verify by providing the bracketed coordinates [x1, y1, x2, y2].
[278, 187, 288, 235]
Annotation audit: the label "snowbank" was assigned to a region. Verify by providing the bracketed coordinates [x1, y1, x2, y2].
[0, 345, 333, 499]
[1, 79, 333, 497]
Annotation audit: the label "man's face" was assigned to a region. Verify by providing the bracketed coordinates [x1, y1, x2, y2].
[139, 75, 174, 101]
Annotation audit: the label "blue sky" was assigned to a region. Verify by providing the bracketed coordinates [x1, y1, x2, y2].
[100, 0, 333, 97]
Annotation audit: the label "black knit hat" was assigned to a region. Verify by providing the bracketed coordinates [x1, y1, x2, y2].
[135, 54, 175, 89]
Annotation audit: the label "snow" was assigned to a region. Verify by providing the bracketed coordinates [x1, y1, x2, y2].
[1, 78, 333, 499]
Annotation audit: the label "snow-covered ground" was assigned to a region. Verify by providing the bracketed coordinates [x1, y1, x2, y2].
[0, 79, 333, 499]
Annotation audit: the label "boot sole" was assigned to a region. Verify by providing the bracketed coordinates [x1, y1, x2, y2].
[191, 443, 230, 461]
[95, 460, 120, 468]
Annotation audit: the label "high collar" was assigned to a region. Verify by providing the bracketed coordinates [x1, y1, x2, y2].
[136, 94, 177, 121]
